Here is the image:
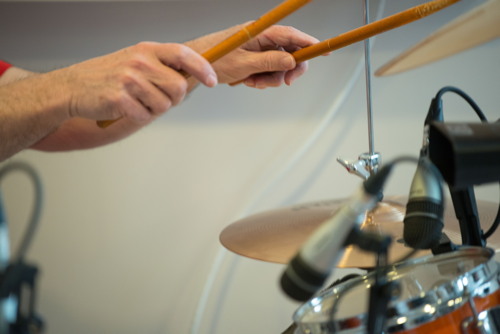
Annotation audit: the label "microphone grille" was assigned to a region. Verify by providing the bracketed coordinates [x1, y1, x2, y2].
[403, 199, 444, 249]
[280, 254, 328, 302]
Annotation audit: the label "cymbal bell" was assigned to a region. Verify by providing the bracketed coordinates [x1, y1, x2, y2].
[219, 195, 499, 268]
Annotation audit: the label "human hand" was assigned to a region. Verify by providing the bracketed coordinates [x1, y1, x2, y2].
[60, 42, 217, 123]
[186, 24, 320, 89]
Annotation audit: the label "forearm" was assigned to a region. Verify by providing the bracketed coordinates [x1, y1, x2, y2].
[0, 70, 71, 160]
[0, 66, 33, 85]
[0, 57, 199, 154]
[31, 116, 148, 152]
[0, 66, 147, 154]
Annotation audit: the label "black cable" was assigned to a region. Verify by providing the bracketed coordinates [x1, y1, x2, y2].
[483, 183, 500, 239]
[0, 161, 43, 261]
[434, 86, 488, 122]
[429, 86, 500, 244]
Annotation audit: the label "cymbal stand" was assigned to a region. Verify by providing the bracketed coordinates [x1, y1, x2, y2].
[336, 1, 393, 331]
[337, 0, 381, 180]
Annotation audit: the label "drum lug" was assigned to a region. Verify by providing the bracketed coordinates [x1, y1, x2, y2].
[461, 303, 500, 334]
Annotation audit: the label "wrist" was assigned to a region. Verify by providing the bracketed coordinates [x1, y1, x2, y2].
[20, 70, 74, 123]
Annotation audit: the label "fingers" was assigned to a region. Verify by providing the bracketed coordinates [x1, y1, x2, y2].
[241, 52, 295, 88]
[151, 42, 217, 88]
[239, 47, 310, 88]
[101, 42, 218, 123]
[225, 25, 317, 88]
[124, 73, 172, 121]
[250, 50, 296, 74]
[244, 72, 285, 89]
[284, 61, 308, 85]
[68, 25, 318, 124]
[243, 61, 308, 88]
[250, 25, 320, 53]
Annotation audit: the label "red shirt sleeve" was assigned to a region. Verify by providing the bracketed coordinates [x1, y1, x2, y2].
[0, 60, 13, 77]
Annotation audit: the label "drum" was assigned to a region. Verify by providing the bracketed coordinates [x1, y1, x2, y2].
[293, 247, 500, 333]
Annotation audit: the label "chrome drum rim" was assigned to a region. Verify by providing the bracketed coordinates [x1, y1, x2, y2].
[293, 247, 499, 334]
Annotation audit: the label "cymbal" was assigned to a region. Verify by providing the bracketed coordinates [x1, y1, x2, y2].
[375, 0, 500, 76]
[219, 195, 499, 268]
[337, 199, 430, 268]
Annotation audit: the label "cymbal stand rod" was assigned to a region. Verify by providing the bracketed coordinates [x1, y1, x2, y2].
[363, 0, 376, 158]
[336, 0, 381, 178]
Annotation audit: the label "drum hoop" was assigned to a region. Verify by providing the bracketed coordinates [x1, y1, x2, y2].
[294, 247, 498, 334]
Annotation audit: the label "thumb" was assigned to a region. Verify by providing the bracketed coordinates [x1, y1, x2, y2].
[256, 51, 296, 72]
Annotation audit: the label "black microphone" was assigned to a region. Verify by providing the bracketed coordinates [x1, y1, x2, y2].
[280, 166, 391, 301]
[403, 153, 444, 249]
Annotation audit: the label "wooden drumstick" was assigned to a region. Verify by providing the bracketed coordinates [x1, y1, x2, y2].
[294, 0, 461, 62]
[231, 0, 461, 85]
[97, 0, 312, 128]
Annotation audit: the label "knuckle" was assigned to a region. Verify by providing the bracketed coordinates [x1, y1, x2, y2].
[170, 82, 187, 105]
[100, 94, 129, 120]
[124, 42, 158, 69]
[119, 70, 139, 88]
[109, 90, 129, 109]
[158, 100, 172, 114]
[134, 41, 156, 51]
[172, 44, 198, 65]
[282, 25, 297, 34]
[147, 97, 169, 116]
[264, 25, 289, 38]
[166, 43, 189, 56]
[127, 55, 149, 70]
[122, 51, 152, 72]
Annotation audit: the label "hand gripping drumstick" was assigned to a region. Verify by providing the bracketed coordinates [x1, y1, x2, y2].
[231, 0, 461, 85]
[97, 0, 312, 128]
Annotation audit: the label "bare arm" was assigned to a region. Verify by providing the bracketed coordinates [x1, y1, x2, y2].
[0, 67, 126, 154]
[0, 68, 72, 161]
[0, 24, 319, 159]
[0, 42, 217, 159]
[0, 66, 32, 85]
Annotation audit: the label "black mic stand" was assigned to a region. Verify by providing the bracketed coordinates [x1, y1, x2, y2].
[367, 255, 395, 334]
[0, 261, 43, 334]
[449, 186, 485, 247]
[345, 227, 397, 334]
[0, 162, 45, 334]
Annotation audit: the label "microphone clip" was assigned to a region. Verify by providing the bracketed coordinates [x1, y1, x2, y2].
[337, 152, 381, 180]
[344, 226, 392, 255]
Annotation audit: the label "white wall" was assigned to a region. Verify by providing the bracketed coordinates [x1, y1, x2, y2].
[1, 0, 499, 333]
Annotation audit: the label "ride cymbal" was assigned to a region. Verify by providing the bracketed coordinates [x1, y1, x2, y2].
[375, 0, 500, 76]
[219, 195, 499, 268]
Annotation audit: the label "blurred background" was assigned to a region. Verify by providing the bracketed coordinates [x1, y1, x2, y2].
[0, 0, 499, 333]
